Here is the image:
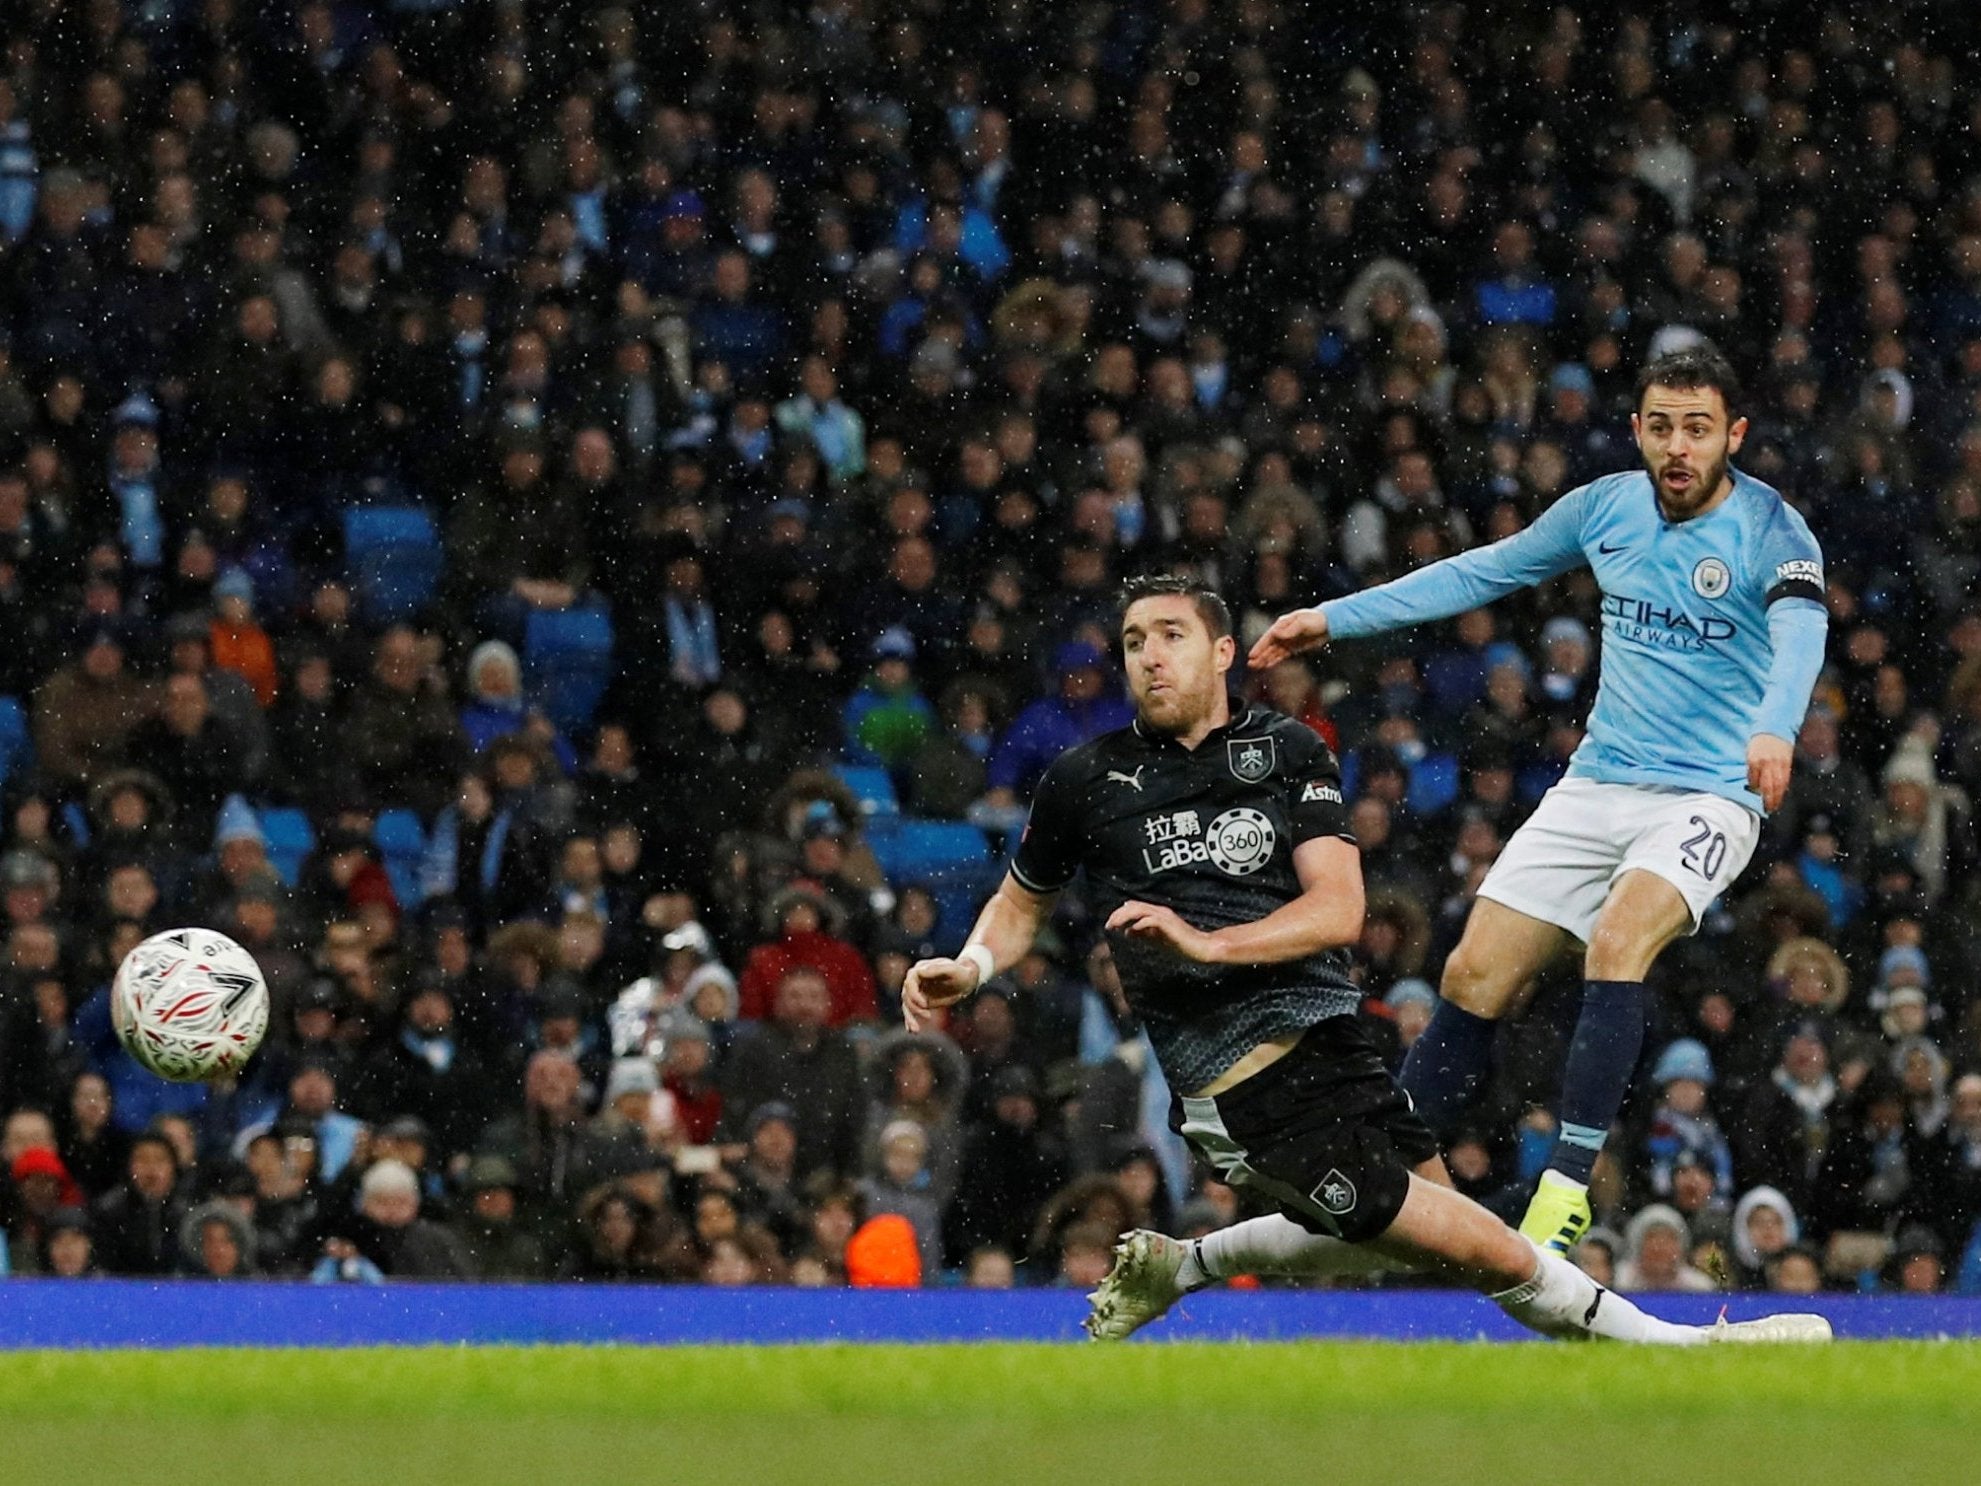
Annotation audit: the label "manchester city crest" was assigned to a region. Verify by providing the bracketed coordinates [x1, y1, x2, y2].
[1226, 736, 1276, 782]
[1692, 556, 1732, 599]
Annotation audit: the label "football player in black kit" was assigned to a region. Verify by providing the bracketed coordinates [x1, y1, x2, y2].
[905, 575, 1828, 1344]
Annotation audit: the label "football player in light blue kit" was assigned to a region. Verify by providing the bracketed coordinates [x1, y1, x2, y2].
[1251, 345, 1827, 1253]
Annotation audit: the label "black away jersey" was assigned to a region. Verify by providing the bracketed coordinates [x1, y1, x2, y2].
[1010, 704, 1361, 1092]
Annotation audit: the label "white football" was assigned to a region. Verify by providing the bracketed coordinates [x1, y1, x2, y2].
[112, 928, 271, 1083]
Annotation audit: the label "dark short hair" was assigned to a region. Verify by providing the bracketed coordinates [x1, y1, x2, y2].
[1118, 573, 1233, 639]
[1636, 344, 1743, 419]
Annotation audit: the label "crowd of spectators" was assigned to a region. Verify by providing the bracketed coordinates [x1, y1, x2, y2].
[1, 0, 1980, 1297]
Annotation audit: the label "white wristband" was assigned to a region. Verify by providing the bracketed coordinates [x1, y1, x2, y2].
[958, 943, 996, 990]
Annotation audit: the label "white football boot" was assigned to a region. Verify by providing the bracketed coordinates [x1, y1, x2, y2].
[1705, 1307, 1834, 1343]
[1083, 1230, 1198, 1341]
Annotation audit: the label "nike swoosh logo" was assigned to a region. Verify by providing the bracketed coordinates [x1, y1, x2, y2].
[1598, 541, 1626, 555]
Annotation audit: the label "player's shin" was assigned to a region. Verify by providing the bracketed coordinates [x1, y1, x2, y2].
[1181, 1215, 1411, 1287]
[1547, 978, 1647, 1184]
[1491, 1247, 1704, 1345]
[1397, 999, 1497, 1130]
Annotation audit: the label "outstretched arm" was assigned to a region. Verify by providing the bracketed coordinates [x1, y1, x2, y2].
[903, 874, 1055, 1031]
[1250, 486, 1591, 667]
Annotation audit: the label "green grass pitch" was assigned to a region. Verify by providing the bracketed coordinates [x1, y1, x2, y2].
[0, 1342, 1972, 1485]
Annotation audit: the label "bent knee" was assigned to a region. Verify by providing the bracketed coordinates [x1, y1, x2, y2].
[1584, 915, 1686, 980]
[1584, 872, 1692, 978]
[1439, 947, 1516, 1017]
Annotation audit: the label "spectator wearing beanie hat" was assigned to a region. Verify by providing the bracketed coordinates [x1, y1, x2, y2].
[6, 1145, 84, 1271]
[1617, 1204, 1715, 1292]
[1730, 1186, 1803, 1291]
[322, 1156, 473, 1280]
[207, 570, 279, 707]
[1640, 1039, 1735, 1203]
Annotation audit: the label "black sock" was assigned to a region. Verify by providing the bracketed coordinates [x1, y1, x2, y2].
[1399, 1000, 1497, 1132]
[1551, 979, 1647, 1184]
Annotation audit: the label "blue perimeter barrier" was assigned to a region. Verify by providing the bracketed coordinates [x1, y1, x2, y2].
[2, 1284, 1978, 1349]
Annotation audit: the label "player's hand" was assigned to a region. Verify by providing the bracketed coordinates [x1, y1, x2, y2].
[1105, 901, 1222, 964]
[902, 956, 981, 1032]
[1248, 608, 1329, 670]
[1747, 734, 1793, 812]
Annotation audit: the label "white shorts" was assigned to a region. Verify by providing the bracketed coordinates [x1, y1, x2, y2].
[1476, 777, 1760, 943]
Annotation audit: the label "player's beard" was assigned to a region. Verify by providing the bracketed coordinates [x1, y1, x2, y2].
[1651, 445, 1731, 519]
[1134, 671, 1215, 736]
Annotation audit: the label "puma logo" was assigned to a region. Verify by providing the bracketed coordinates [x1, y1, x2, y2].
[1584, 1288, 1606, 1326]
[1107, 767, 1146, 791]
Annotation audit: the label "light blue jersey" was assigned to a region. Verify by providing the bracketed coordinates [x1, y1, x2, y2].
[1320, 468, 1828, 813]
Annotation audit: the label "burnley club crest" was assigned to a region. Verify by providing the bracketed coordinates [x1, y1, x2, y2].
[1227, 736, 1276, 783]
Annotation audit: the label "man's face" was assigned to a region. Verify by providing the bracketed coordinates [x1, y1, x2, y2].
[1663, 1077, 1709, 1116]
[474, 656, 518, 701]
[774, 972, 830, 1029]
[800, 833, 845, 875]
[375, 630, 421, 693]
[130, 1141, 176, 1200]
[1059, 660, 1105, 703]
[1632, 383, 1747, 517]
[561, 838, 601, 887]
[751, 1118, 797, 1171]
[49, 1227, 91, 1276]
[163, 675, 208, 735]
[2, 1111, 54, 1163]
[5, 880, 48, 924]
[290, 1067, 335, 1117]
[82, 638, 123, 682]
[1672, 1161, 1714, 1209]
[107, 865, 157, 918]
[890, 539, 936, 590]
[1121, 595, 1231, 736]
[10, 923, 57, 970]
[525, 1053, 581, 1111]
[1783, 1034, 1828, 1084]
[364, 1186, 419, 1229]
[408, 989, 452, 1035]
[112, 425, 157, 474]
[220, 837, 266, 883]
[1638, 1224, 1682, 1276]
[200, 1218, 241, 1275]
[435, 925, 471, 975]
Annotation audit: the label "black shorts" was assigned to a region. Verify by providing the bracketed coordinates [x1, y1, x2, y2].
[1171, 1014, 1438, 1245]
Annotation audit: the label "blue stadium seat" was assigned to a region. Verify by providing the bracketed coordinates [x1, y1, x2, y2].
[374, 808, 428, 910]
[866, 818, 992, 882]
[1342, 748, 1464, 817]
[1406, 751, 1462, 815]
[0, 695, 28, 796]
[866, 817, 1000, 950]
[833, 764, 900, 823]
[258, 807, 314, 886]
[524, 604, 614, 733]
[344, 506, 443, 623]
